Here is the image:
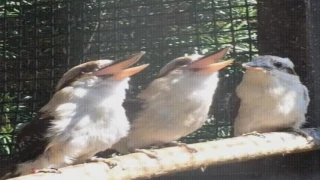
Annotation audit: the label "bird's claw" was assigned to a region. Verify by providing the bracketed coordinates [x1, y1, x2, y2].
[174, 142, 197, 153]
[309, 127, 320, 145]
[134, 149, 159, 159]
[31, 168, 61, 174]
[241, 131, 265, 138]
[292, 129, 313, 143]
[87, 157, 117, 169]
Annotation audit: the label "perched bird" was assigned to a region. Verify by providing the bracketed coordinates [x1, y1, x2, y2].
[112, 47, 233, 154]
[4, 52, 148, 178]
[233, 55, 310, 136]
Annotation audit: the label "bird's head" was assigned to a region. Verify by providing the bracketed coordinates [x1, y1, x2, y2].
[242, 55, 297, 76]
[158, 47, 233, 81]
[139, 47, 233, 101]
[55, 52, 148, 92]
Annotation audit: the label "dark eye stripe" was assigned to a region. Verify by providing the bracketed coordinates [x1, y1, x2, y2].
[284, 67, 297, 75]
[273, 62, 283, 68]
[56, 63, 100, 92]
[157, 58, 192, 78]
[174, 60, 190, 67]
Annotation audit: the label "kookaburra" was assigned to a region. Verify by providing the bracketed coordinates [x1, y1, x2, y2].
[233, 55, 310, 136]
[111, 47, 233, 154]
[4, 52, 148, 178]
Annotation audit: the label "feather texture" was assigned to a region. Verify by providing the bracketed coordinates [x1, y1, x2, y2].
[233, 56, 310, 136]
[15, 112, 53, 164]
[10, 60, 133, 177]
[112, 51, 231, 153]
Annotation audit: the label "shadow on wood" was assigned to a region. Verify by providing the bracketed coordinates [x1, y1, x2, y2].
[7, 128, 320, 180]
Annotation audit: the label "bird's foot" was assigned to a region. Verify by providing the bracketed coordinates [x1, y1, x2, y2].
[134, 149, 159, 159]
[31, 168, 61, 174]
[241, 131, 265, 138]
[292, 129, 313, 143]
[167, 141, 197, 153]
[308, 127, 320, 145]
[87, 157, 117, 169]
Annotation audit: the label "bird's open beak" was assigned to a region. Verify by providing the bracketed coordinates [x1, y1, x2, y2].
[187, 47, 233, 73]
[92, 51, 149, 79]
[197, 59, 234, 73]
[113, 64, 149, 80]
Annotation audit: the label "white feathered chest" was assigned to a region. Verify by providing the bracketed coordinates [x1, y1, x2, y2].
[16, 80, 130, 175]
[234, 71, 309, 135]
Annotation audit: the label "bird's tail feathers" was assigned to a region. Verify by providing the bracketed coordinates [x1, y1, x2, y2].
[0, 165, 19, 180]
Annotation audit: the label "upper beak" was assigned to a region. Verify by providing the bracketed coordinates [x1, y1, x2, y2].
[92, 52, 149, 79]
[242, 61, 269, 71]
[187, 47, 233, 73]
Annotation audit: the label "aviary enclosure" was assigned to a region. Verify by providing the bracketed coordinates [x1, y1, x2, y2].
[0, 0, 319, 179]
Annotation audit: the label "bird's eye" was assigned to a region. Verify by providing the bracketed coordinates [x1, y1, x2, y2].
[83, 67, 94, 73]
[273, 62, 283, 68]
[81, 71, 91, 75]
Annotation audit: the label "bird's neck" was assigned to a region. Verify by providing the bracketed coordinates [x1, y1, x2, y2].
[243, 70, 301, 87]
[242, 71, 272, 86]
[147, 73, 219, 110]
[41, 82, 129, 119]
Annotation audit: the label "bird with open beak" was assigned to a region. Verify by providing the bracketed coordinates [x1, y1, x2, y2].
[233, 55, 310, 137]
[111, 47, 233, 155]
[3, 52, 148, 178]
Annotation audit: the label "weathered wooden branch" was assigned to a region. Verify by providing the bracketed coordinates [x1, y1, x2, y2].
[9, 128, 320, 180]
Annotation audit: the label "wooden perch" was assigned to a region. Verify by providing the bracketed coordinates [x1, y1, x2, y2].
[9, 128, 320, 180]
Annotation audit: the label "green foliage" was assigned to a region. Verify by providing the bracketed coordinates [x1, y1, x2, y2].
[0, 93, 35, 155]
[0, 0, 259, 154]
[0, 93, 15, 155]
[177, 0, 258, 143]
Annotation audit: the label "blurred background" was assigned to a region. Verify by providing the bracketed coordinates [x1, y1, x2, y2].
[1, 0, 319, 179]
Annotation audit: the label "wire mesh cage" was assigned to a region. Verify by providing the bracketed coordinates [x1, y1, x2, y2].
[0, 0, 258, 161]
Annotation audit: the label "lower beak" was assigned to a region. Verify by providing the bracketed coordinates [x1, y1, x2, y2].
[244, 66, 265, 71]
[242, 63, 268, 71]
[188, 47, 230, 69]
[93, 51, 146, 76]
[197, 59, 234, 73]
[113, 64, 149, 80]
